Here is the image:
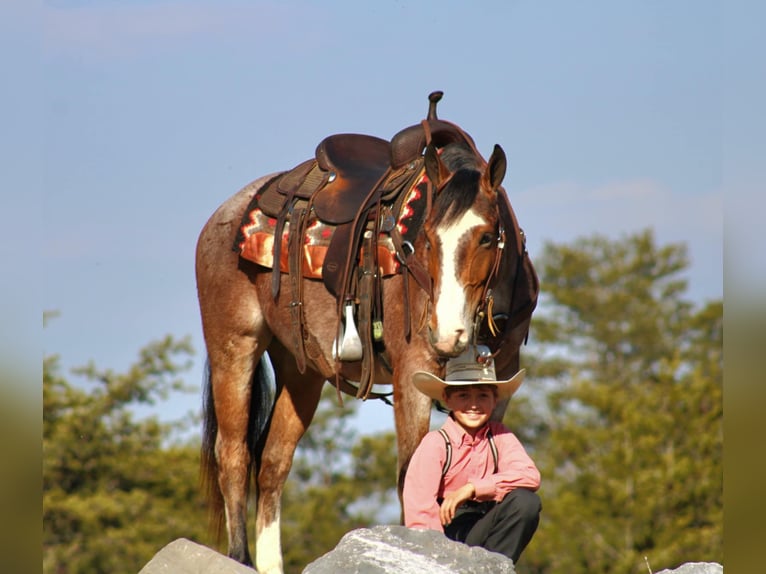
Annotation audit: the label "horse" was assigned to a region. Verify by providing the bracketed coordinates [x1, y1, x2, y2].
[196, 93, 538, 573]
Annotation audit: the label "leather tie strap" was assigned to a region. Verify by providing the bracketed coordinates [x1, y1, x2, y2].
[288, 205, 308, 373]
[271, 184, 294, 300]
[357, 230, 376, 399]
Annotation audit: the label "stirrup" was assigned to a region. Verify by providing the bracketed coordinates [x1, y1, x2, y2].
[333, 302, 363, 362]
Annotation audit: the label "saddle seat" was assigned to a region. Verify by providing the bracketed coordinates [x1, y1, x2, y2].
[315, 134, 392, 219]
[257, 134, 392, 226]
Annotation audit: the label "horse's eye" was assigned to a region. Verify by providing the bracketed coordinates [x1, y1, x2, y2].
[479, 232, 494, 246]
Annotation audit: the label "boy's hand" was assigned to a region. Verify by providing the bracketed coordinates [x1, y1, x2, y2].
[439, 483, 476, 526]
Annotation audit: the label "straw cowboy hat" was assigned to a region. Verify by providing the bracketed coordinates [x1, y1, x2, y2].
[412, 345, 525, 402]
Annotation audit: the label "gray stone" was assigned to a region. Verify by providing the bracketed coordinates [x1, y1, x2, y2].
[655, 563, 723, 574]
[138, 538, 254, 574]
[302, 525, 515, 574]
[137, 535, 722, 574]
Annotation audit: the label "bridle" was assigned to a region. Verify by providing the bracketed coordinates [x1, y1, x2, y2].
[472, 193, 533, 357]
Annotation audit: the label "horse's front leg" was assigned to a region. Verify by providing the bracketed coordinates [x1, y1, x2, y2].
[255, 346, 325, 574]
[393, 362, 433, 509]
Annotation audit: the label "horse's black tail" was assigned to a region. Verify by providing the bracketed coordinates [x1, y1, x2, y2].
[247, 354, 275, 477]
[199, 359, 224, 542]
[200, 355, 274, 544]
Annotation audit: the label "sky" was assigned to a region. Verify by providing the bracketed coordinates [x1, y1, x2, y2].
[10, 0, 759, 436]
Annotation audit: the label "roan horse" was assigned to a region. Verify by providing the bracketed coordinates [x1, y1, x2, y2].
[196, 92, 538, 573]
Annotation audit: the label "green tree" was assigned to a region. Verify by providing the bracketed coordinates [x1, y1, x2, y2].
[513, 230, 722, 573]
[43, 335, 213, 573]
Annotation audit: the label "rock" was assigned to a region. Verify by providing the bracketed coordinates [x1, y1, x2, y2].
[137, 535, 723, 574]
[655, 563, 723, 574]
[138, 538, 254, 574]
[302, 525, 515, 574]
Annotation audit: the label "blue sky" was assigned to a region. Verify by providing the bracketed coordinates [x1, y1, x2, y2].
[18, 0, 751, 433]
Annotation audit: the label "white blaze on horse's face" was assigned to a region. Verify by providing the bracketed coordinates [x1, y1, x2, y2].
[430, 207, 492, 356]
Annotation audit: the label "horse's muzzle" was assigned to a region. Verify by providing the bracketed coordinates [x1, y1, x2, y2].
[428, 326, 469, 357]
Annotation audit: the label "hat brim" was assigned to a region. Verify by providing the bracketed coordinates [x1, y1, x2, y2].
[411, 368, 525, 402]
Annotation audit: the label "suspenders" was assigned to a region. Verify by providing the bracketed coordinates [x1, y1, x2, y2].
[438, 428, 498, 478]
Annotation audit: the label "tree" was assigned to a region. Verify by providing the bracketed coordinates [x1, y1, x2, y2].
[43, 335, 212, 573]
[511, 230, 722, 573]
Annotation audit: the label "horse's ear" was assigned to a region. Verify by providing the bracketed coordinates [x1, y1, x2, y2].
[424, 144, 450, 189]
[483, 144, 507, 191]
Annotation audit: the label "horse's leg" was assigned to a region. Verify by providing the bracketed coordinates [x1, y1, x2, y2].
[254, 340, 325, 574]
[207, 333, 265, 567]
[393, 363, 433, 509]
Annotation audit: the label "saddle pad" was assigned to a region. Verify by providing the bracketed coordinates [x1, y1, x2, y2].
[236, 206, 401, 280]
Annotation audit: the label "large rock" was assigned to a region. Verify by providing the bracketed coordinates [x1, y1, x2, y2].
[302, 525, 515, 574]
[138, 538, 254, 574]
[656, 563, 723, 574]
[137, 534, 723, 574]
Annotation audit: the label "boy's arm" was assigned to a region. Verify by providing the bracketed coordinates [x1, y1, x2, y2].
[469, 427, 541, 501]
[402, 433, 445, 532]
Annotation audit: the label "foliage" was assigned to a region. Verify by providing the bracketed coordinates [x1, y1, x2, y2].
[510, 230, 722, 573]
[43, 335, 212, 574]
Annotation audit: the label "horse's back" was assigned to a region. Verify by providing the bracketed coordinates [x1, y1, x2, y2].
[197, 174, 278, 264]
[196, 174, 279, 344]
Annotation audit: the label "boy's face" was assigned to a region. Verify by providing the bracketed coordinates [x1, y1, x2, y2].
[443, 384, 498, 436]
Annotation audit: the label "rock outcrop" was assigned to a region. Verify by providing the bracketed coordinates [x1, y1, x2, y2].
[138, 531, 723, 574]
[303, 525, 515, 573]
[656, 563, 723, 574]
[138, 538, 253, 574]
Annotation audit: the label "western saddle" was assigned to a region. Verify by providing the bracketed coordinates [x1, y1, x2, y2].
[236, 91, 483, 399]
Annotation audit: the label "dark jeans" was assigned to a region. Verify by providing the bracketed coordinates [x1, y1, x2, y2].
[443, 488, 541, 563]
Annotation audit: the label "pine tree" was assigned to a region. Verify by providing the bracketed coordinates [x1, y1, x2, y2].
[43, 336, 211, 573]
[515, 230, 722, 573]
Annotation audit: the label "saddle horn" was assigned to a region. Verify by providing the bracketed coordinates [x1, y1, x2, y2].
[427, 91, 443, 120]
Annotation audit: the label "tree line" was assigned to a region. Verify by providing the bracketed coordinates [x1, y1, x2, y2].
[43, 229, 722, 573]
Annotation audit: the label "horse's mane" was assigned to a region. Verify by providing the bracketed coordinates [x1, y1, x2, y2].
[431, 143, 486, 228]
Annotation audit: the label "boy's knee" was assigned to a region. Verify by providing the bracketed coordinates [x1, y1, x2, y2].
[505, 488, 542, 519]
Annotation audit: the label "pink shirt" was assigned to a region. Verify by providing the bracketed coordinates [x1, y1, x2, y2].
[403, 416, 541, 531]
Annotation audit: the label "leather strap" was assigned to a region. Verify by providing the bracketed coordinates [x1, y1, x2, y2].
[271, 185, 294, 300]
[288, 205, 308, 373]
[389, 224, 432, 296]
[357, 230, 376, 399]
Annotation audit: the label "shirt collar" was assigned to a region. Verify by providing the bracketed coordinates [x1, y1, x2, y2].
[444, 414, 491, 444]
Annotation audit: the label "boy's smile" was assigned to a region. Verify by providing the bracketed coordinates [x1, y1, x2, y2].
[443, 384, 498, 437]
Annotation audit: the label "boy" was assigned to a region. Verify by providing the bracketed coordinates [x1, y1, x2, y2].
[403, 345, 541, 564]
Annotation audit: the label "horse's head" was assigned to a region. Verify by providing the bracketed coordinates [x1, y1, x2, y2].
[420, 142, 508, 357]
